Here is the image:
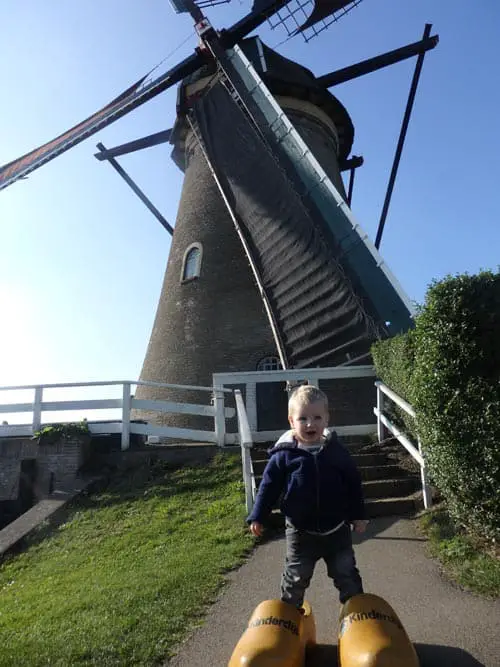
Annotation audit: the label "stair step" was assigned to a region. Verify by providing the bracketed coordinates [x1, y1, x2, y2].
[337, 435, 373, 446]
[252, 460, 269, 476]
[253, 475, 418, 495]
[344, 442, 380, 454]
[254, 474, 264, 487]
[365, 495, 421, 518]
[359, 465, 408, 481]
[351, 453, 388, 466]
[250, 451, 269, 462]
[250, 443, 383, 463]
[362, 478, 418, 499]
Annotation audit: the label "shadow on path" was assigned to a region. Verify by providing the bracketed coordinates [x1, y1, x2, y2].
[415, 643, 485, 667]
[352, 516, 425, 546]
[306, 643, 485, 667]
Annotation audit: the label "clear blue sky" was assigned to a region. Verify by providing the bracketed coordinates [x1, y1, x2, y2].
[1, 0, 499, 390]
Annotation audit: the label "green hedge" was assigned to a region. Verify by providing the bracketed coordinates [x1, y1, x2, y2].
[371, 330, 417, 439]
[372, 271, 500, 541]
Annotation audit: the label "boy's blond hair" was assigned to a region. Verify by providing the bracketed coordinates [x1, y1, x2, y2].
[288, 385, 328, 416]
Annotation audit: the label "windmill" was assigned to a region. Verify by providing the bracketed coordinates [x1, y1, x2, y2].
[0, 1, 438, 431]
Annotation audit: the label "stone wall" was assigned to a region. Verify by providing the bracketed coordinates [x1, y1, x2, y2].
[133, 132, 278, 431]
[35, 435, 91, 494]
[0, 435, 90, 503]
[103, 443, 224, 471]
[0, 438, 37, 501]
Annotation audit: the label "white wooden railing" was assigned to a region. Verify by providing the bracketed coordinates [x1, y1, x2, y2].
[374, 380, 432, 509]
[217, 365, 377, 514]
[214, 365, 377, 444]
[1, 373, 433, 509]
[0, 380, 234, 450]
[234, 389, 255, 513]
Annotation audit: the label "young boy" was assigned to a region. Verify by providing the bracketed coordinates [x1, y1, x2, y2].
[247, 385, 368, 609]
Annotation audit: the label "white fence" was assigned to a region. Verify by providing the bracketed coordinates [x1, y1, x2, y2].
[0, 373, 433, 510]
[214, 365, 377, 444]
[0, 380, 234, 450]
[374, 380, 432, 509]
[234, 389, 255, 514]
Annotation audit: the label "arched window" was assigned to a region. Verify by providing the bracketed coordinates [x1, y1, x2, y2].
[257, 355, 282, 371]
[181, 243, 202, 282]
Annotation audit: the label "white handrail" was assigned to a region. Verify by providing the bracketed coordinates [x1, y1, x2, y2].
[0, 379, 233, 393]
[374, 380, 432, 509]
[214, 365, 376, 385]
[375, 411, 423, 467]
[234, 389, 255, 514]
[375, 380, 416, 418]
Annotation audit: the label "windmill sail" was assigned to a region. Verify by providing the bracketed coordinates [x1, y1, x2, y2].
[0, 54, 200, 192]
[251, 0, 360, 34]
[295, 0, 362, 33]
[0, 1, 302, 192]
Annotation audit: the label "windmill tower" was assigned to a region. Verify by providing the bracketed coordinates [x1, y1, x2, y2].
[0, 0, 438, 432]
[134, 37, 358, 426]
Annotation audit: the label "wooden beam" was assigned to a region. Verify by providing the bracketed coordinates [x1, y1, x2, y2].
[94, 129, 172, 161]
[317, 33, 439, 88]
[96, 142, 174, 235]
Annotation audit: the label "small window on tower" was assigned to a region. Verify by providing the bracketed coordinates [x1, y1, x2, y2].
[257, 355, 282, 371]
[181, 243, 202, 282]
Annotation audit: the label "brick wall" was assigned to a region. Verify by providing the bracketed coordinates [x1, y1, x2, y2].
[0, 438, 37, 501]
[0, 435, 90, 502]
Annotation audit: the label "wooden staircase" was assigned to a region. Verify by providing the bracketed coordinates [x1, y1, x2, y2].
[250, 437, 422, 519]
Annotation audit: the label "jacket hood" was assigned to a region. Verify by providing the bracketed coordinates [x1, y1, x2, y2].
[267, 428, 337, 455]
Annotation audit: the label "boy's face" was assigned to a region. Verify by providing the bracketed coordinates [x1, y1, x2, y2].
[288, 400, 329, 444]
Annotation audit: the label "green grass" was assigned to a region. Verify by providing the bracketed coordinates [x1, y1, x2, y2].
[0, 453, 252, 666]
[419, 507, 500, 598]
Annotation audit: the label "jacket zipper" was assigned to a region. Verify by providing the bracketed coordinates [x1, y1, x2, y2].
[314, 453, 320, 531]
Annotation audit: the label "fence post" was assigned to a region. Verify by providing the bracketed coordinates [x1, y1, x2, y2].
[418, 437, 432, 509]
[376, 383, 384, 443]
[245, 382, 257, 432]
[213, 384, 226, 447]
[242, 443, 254, 514]
[121, 382, 131, 451]
[32, 386, 43, 434]
[235, 389, 254, 513]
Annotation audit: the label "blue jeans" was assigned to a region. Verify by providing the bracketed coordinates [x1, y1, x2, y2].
[281, 522, 363, 606]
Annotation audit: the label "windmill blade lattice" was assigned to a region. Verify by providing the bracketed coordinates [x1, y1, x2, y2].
[266, 0, 364, 42]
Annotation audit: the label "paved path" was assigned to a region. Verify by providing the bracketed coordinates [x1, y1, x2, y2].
[168, 517, 499, 666]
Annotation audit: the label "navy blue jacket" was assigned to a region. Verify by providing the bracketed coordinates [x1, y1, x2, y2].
[247, 430, 365, 531]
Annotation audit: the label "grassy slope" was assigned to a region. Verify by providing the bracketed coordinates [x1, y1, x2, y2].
[0, 453, 252, 666]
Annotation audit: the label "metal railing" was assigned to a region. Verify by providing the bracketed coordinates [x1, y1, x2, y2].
[374, 380, 432, 509]
[234, 389, 255, 513]
[0, 380, 234, 450]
